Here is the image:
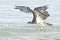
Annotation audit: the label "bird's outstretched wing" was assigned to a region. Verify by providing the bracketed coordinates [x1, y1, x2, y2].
[34, 5, 50, 19]
[15, 6, 33, 13]
[34, 5, 48, 11]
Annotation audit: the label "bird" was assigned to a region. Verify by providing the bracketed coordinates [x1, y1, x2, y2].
[15, 5, 52, 26]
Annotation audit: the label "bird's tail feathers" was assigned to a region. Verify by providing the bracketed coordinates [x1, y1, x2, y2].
[43, 21, 53, 26]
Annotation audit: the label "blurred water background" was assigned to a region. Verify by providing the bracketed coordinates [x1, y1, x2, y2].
[0, 0, 60, 40]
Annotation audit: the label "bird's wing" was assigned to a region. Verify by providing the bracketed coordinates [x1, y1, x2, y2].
[34, 5, 50, 19]
[34, 5, 48, 11]
[15, 6, 33, 13]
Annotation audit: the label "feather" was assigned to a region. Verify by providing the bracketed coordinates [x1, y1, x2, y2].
[15, 6, 33, 13]
[34, 5, 50, 19]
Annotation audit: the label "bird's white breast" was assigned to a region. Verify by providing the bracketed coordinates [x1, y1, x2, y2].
[34, 10, 45, 24]
[36, 16, 43, 24]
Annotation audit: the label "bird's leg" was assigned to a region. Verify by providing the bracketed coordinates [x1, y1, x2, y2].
[37, 23, 45, 31]
[39, 24, 43, 31]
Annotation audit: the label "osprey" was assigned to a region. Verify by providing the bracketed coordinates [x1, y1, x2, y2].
[15, 5, 52, 26]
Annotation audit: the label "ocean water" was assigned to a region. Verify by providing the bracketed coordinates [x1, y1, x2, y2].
[0, 0, 60, 40]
